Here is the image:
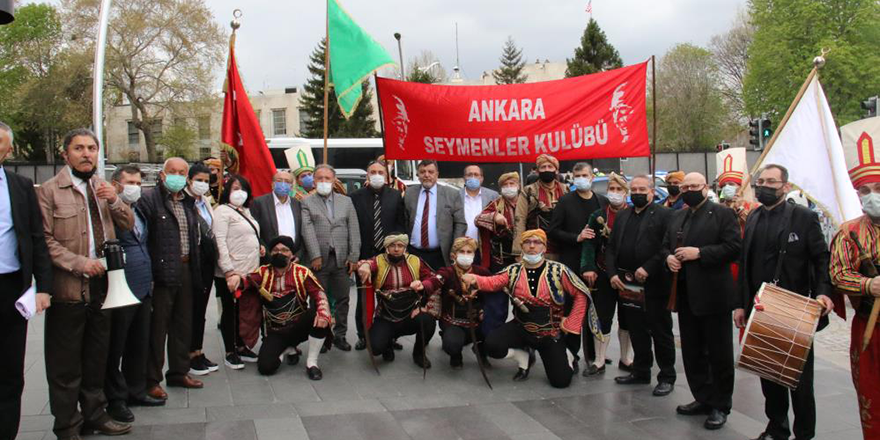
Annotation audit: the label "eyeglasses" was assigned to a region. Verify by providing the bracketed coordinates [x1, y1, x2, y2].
[522, 239, 545, 246]
[754, 178, 784, 186]
[679, 184, 705, 192]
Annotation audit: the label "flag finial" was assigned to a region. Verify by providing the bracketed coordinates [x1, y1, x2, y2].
[813, 48, 830, 69]
[231, 9, 242, 31]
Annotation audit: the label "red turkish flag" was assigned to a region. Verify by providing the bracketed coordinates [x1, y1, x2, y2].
[221, 41, 276, 197]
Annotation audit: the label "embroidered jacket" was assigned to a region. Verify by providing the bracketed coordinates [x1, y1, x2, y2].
[244, 263, 331, 331]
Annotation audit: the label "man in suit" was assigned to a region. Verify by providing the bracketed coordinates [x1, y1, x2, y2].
[0, 122, 52, 440]
[662, 172, 741, 430]
[461, 165, 498, 266]
[350, 160, 406, 350]
[38, 128, 134, 439]
[405, 160, 466, 270]
[302, 164, 361, 351]
[251, 170, 303, 255]
[605, 175, 676, 396]
[735, 164, 833, 440]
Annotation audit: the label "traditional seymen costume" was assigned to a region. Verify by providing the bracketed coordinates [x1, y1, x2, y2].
[514, 155, 568, 258]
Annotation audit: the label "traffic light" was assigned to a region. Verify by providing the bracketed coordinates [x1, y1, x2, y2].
[749, 119, 761, 150]
[863, 96, 878, 118]
[761, 116, 772, 144]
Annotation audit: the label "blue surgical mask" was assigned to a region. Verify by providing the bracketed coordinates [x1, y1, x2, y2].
[274, 181, 291, 197]
[522, 252, 544, 265]
[301, 175, 314, 190]
[163, 174, 186, 193]
[573, 177, 592, 192]
[465, 178, 481, 191]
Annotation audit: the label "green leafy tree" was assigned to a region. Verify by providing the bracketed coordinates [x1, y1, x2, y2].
[493, 36, 527, 84]
[158, 120, 198, 160]
[299, 38, 378, 138]
[743, 0, 880, 125]
[565, 18, 623, 78]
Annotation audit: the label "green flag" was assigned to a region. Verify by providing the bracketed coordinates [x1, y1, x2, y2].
[328, 0, 396, 118]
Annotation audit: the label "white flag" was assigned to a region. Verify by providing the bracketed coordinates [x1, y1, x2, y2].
[753, 74, 862, 225]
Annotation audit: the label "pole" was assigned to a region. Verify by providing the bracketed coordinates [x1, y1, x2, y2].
[394, 33, 404, 79]
[650, 55, 657, 180]
[374, 73, 387, 155]
[322, 1, 330, 164]
[93, 0, 112, 178]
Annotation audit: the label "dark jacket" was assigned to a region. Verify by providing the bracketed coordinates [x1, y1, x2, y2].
[661, 200, 742, 316]
[350, 185, 406, 259]
[738, 201, 831, 311]
[605, 203, 672, 295]
[6, 170, 52, 295]
[138, 184, 200, 287]
[250, 192, 302, 250]
[548, 190, 608, 272]
[115, 204, 152, 299]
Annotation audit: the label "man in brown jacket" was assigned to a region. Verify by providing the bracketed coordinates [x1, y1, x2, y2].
[38, 128, 134, 439]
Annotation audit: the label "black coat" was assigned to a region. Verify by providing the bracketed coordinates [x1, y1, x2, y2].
[250, 193, 303, 250]
[738, 201, 831, 311]
[549, 191, 609, 272]
[6, 170, 52, 294]
[661, 200, 742, 316]
[350, 185, 406, 260]
[605, 203, 672, 295]
[138, 184, 200, 287]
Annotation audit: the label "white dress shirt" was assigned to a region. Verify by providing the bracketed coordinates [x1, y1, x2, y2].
[463, 189, 483, 241]
[0, 167, 20, 273]
[411, 185, 438, 249]
[273, 193, 296, 239]
[69, 167, 103, 259]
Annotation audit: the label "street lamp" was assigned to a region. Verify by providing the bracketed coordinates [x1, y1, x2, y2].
[393, 32, 404, 79]
[418, 62, 440, 73]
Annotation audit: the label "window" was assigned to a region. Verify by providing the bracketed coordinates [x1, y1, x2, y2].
[298, 109, 311, 135]
[272, 109, 287, 136]
[127, 121, 139, 146]
[198, 116, 210, 140]
[199, 146, 212, 159]
[150, 119, 163, 138]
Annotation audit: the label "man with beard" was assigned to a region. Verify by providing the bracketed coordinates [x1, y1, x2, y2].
[663, 171, 685, 210]
[404, 160, 466, 271]
[513, 154, 568, 260]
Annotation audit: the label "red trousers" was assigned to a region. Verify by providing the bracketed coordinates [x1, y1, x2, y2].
[851, 314, 880, 439]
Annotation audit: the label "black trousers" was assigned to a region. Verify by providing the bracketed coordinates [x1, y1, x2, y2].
[105, 296, 152, 404]
[762, 348, 816, 439]
[678, 286, 734, 413]
[440, 321, 483, 358]
[46, 278, 112, 438]
[215, 277, 245, 353]
[626, 294, 676, 384]
[190, 261, 215, 352]
[564, 299, 593, 361]
[593, 274, 619, 334]
[485, 321, 573, 388]
[257, 309, 330, 375]
[147, 264, 192, 387]
[369, 314, 436, 356]
[0, 272, 25, 440]
[407, 246, 445, 272]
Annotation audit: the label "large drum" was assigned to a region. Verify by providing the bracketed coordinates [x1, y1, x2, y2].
[736, 282, 823, 389]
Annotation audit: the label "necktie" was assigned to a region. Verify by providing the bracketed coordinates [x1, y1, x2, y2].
[85, 182, 106, 257]
[373, 193, 383, 251]
[421, 189, 430, 248]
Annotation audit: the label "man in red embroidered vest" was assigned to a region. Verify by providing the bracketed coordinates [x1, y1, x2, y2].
[513, 154, 568, 260]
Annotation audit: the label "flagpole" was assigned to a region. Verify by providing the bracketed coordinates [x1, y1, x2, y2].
[322, 0, 330, 164]
[374, 73, 387, 153]
[651, 55, 657, 179]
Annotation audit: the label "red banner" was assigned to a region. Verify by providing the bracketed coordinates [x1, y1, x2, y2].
[377, 61, 649, 163]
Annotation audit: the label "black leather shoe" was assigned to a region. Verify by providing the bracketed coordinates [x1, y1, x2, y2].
[751, 432, 784, 440]
[704, 409, 727, 430]
[333, 338, 352, 351]
[392, 340, 404, 350]
[413, 353, 432, 369]
[287, 353, 300, 366]
[128, 395, 165, 407]
[382, 348, 395, 362]
[676, 401, 712, 416]
[583, 364, 606, 377]
[306, 366, 323, 381]
[653, 382, 674, 396]
[512, 367, 530, 381]
[618, 360, 633, 372]
[614, 373, 650, 385]
[82, 418, 132, 436]
[450, 354, 463, 369]
[107, 401, 134, 423]
[355, 338, 367, 351]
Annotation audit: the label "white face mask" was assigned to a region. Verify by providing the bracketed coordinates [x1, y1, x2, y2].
[607, 191, 625, 206]
[501, 186, 518, 199]
[573, 177, 593, 191]
[522, 252, 544, 265]
[455, 254, 474, 268]
[369, 174, 386, 189]
[191, 180, 210, 196]
[316, 181, 333, 196]
[721, 184, 738, 200]
[229, 189, 248, 207]
[120, 185, 141, 204]
[862, 192, 880, 218]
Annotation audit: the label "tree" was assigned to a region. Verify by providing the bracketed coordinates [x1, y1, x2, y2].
[654, 43, 732, 152]
[493, 36, 527, 84]
[63, 0, 226, 162]
[565, 18, 623, 78]
[709, 9, 754, 121]
[743, 0, 880, 125]
[299, 38, 378, 138]
[406, 51, 445, 84]
[158, 120, 198, 160]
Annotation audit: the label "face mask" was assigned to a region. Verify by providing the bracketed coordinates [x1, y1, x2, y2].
[71, 167, 96, 181]
[191, 180, 210, 196]
[369, 174, 386, 189]
[209, 173, 218, 185]
[501, 186, 518, 199]
[387, 254, 405, 264]
[465, 178, 481, 191]
[862, 193, 880, 218]
[120, 185, 141, 204]
[667, 185, 681, 197]
[316, 181, 333, 196]
[573, 177, 592, 192]
[681, 190, 706, 207]
[607, 191, 626, 206]
[301, 174, 314, 190]
[720, 184, 738, 200]
[270, 253, 289, 268]
[539, 171, 556, 183]
[456, 254, 474, 268]
[229, 189, 248, 207]
[163, 174, 186, 193]
[273, 181, 291, 197]
[630, 193, 649, 208]
[755, 185, 782, 206]
[522, 252, 544, 265]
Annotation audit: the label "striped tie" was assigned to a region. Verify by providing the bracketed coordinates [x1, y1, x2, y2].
[373, 193, 383, 251]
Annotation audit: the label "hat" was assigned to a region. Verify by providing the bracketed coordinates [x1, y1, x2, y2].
[451, 237, 478, 254]
[665, 171, 684, 183]
[716, 148, 748, 186]
[520, 229, 547, 245]
[498, 172, 520, 186]
[607, 172, 629, 193]
[841, 117, 880, 189]
[535, 154, 559, 170]
[204, 158, 221, 168]
[285, 144, 316, 177]
[383, 233, 409, 248]
[268, 235, 299, 255]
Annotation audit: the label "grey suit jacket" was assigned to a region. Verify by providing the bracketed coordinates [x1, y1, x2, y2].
[405, 184, 467, 264]
[459, 187, 499, 210]
[301, 192, 361, 267]
[250, 192, 303, 249]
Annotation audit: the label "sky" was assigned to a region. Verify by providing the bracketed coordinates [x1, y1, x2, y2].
[33, 0, 747, 91]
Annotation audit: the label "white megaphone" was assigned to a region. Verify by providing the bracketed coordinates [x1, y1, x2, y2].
[102, 239, 141, 309]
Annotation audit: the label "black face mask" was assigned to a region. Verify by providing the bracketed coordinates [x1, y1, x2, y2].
[387, 254, 405, 264]
[631, 193, 650, 208]
[71, 166, 96, 181]
[210, 174, 218, 185]
[538, 171, 556, 183]
[270, 253, 289, 268]
[755, 186, 782, 206]
[667, 185, 680, 196]
[681, 190, 705, 207]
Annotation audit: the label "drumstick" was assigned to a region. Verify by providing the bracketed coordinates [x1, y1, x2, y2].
[849, 231, 880, 352]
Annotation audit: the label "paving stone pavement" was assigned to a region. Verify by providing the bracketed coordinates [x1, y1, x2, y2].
[17, 287, 865, 440]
